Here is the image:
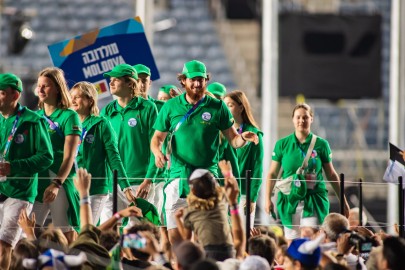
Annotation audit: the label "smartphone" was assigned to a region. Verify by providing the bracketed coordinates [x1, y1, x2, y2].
[121, 233, 146, 249]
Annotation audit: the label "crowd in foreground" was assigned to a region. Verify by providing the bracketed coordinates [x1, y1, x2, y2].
[7, 167, 405, 270]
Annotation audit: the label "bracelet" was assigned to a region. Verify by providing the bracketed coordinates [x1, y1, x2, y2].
[51, 179, 62, 189]
[80, 196, 91, 205]
[229, 204, 238, 211]
[241, 134, 246, 141]
[230, 209, 239, 215]
[223, 171, 233, 178]
[114, 212, 121, 220]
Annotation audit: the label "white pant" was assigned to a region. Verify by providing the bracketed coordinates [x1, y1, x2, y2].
[89, 194, 109, 225]
[164, 179, 187, 230]
[0, 198, 33, 247]
[32, 185, 73, 233]
[239, 195, 256, 229]
[283, 201, 319, 240]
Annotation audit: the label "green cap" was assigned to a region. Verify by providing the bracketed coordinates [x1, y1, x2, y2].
[133, 64, 151, 76]
[0, 73, 23, 92]
[207, 82, 226, 98]
[159, 84, 180, 95]
[103, 64, 138, 80]
[182, 60, 207, 79]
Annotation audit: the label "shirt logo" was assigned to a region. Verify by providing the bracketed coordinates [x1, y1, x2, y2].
[85, 134, 95, 144]
[201, 112, 211, 121]
[14, 134, 24, 144]
[72, 125, 80, 131]
[128, 118, 137, 127]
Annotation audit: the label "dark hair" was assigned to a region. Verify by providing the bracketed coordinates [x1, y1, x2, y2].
[10, 239, 39, 270]
[176, 73, 211, 87]
[225, 90, 259, 129]
[189, 171, 217, 199]
[248, 235, 277, 266]
[126, 221, 160, 261]
[324, 263, 350, 270]
[100, 229, 120, 251]
[174, 241, 205, 270]
[190, 259, 219, 270]
[382, 237, 405, 270]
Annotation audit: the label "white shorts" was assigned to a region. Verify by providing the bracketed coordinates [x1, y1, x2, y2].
[89, 194, 109, 225]
[0, 198, 33, 247]
[149, 182, 165, 223]
[32, 185, 73, 233]
[238, 195, 256, 229]
[283, 201, 319, 240]
[163, 179, 187, 230]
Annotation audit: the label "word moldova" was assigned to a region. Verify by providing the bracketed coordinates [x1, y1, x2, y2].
[81, 43, 125, 79]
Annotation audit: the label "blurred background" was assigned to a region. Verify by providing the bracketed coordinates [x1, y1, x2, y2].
[1, 0, 403, 230]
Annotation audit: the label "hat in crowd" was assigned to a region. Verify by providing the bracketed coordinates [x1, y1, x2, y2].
[23, 249, 87, 270]
[159, 84, 181, 95]
[0, 73, 23, 92]
[239, 255, 271, 270]
[103, 64, 138, 80]
[133, 64, 151, 76]
[182, 60, 207, 79]
[286, 233, 325, 268]
[207, 82, 226, 98]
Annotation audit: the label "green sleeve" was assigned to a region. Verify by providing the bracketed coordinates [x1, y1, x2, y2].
[145, 104, 158, 179]
[320, 139, 333, 163]
[153, 102, 170, 132]
[10, 119, 53, 175]
[218, 101, 234, 131]
[64, 112, 82, 136]
[102, 120, 130, 190]
[250, 132, 264, 202]
[272, 139, 283, 162]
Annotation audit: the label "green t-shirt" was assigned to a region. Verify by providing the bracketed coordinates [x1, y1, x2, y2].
[148, 95, 165, 112]
[236, 124, 264, 202]
[0, 104, 53, 203]
[153, 94, 234, 179]
[272, 132, 331, 227]
[101, 97, 158, 185]
[36, 108, 82, 229]
[272, 132, 331, 189]
[77, 115, 130, 195]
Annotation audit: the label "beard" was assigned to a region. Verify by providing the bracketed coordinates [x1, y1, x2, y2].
[185, 87, 205, 101]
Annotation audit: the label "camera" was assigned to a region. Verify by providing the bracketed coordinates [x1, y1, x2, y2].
[347, 231, 373, 253]
[121, 233, 146, 249]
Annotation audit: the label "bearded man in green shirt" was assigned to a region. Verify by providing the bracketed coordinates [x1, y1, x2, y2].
[151, 60, 259, 244]
[0, 73, 53, 269]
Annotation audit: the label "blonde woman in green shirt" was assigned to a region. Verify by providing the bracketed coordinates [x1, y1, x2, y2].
[70, 82, 136, 225]
[265, 103, 349, 241]
[224, 90, 264, 228]
[33, 67, 81, 243]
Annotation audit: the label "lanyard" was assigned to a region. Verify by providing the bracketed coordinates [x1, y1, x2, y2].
[74, 128, 88, 172]
[172, 96, 205, 133]
[2, 107, 24, 157]
[237, 123, 244, 134]
[43, 115, 65, 138]
[298, 143, 316, 169]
